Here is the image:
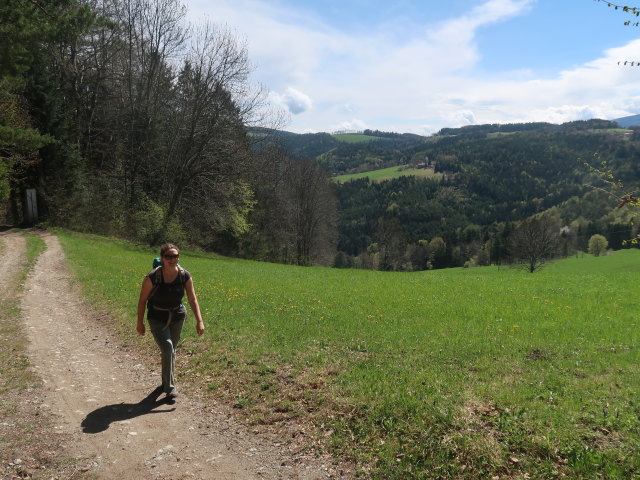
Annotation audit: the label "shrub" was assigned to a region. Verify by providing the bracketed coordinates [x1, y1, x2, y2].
[588, 234, 608, 257]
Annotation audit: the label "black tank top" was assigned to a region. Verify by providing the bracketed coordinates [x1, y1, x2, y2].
[147, 267, 191, 310]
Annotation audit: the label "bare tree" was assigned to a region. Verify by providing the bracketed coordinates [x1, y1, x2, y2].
[241, 143, 293, 261]
[242, 146, 339, 266]
[153, 23, 261, 243]
[508, 216, 561, 273]
[286, 158, 338, 266]
[112, 0, 187, 204]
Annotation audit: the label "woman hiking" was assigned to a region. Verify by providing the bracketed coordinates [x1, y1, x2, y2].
[137, 243, 205, 400]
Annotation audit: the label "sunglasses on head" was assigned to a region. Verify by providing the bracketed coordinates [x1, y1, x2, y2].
[163, 254, 179, 259]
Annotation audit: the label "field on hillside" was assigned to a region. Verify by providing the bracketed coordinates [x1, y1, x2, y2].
[57, 230, 640, 479]
[333, 133, 382, 143]
[334, 165, 442, 183]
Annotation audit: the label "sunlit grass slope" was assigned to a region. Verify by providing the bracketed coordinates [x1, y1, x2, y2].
[57, 230, 639, 479]
[332, 133, 382, 143]
[334, 165, 441, 183]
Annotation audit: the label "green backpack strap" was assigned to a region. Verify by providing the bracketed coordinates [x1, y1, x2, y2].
[149, 266, 163, 301]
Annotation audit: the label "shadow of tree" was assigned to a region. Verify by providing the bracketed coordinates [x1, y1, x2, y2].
[81, 387, 176, 434]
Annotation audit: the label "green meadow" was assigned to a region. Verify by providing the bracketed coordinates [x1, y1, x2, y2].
[57, 230, 639, 479]
[334, 165, 442, 183]
[333, 133, 382, 143]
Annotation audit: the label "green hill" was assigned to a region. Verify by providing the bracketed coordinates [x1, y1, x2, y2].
[59, 229, 640, 479]
[332, 119, 640, 266]
[251, 128, 426, 162]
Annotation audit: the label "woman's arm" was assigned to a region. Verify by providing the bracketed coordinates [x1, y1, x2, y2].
[137, 276, 153, 335]
[185, 278, 205, 336]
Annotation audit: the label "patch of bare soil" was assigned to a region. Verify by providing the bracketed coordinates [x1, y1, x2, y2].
[2, 231, 353, 479]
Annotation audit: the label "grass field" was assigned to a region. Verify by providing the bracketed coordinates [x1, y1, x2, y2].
[57, 230, 640, 479]
[334, 166, 442, 183]
[333, 133, 383, 143]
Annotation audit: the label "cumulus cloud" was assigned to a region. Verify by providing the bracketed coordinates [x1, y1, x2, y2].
[332, 118, 368, 132]
[527, 105, 613, 124]
[461, 38, 640, 126]
[451, 110, 477, 126]
[270, 87, 313, 115]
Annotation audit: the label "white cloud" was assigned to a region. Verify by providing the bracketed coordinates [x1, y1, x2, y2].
[426, 0, 535, 66]
[270, 87, 313, 115]
[461, 39, 640, 125]
[332, 118, 368, 132]
[452, 110, 478, 126]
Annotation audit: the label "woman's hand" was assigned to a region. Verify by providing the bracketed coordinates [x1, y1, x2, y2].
[186, 278, 205, 336]
[137, 276, 153, 336]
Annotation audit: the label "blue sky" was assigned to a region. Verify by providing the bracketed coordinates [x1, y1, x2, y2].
[187, 0, 640, 134]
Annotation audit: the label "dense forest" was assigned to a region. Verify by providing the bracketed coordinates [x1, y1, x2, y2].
[0, 0, 337, 266]
[3, 0, 640, 272]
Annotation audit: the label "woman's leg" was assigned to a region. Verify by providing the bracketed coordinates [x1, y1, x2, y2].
[149, 318, 182, 394]
[166, 318, 185, 393]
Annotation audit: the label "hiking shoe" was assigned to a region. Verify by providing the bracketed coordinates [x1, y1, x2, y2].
[166, 390, 178, 400]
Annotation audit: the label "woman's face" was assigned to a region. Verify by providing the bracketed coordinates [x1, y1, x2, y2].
[162, 248, 179, 267]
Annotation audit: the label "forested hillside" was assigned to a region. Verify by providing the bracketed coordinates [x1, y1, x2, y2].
[327, 120, 640, 270]
[0, 0, 337, 266]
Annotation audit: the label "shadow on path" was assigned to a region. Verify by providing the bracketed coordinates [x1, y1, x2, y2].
[82, 387, 176, 434]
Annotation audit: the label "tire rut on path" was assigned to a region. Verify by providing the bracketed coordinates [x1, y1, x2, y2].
[0, 230, 26, 292]
[19, 232, 343, 479]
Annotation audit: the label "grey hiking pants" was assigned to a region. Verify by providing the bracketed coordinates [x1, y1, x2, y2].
[149, 314, 185, 394]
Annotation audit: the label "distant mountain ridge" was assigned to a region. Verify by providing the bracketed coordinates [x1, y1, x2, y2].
[612, 114, 640, 127]
[253, 119, 622, 177]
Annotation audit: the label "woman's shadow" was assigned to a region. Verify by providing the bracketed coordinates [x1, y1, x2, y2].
[81, 386, 176, 434]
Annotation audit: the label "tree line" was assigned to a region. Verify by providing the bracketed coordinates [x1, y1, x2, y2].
[1, 0, 337, 266]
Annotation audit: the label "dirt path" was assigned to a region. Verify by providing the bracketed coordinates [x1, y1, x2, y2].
[13, 232, 348, 479]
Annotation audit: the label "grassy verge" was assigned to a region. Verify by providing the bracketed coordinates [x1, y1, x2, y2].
[57, 229, 640, 479]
